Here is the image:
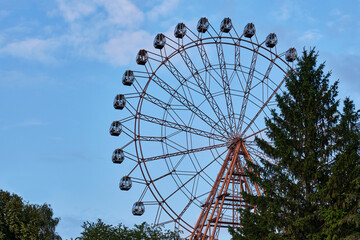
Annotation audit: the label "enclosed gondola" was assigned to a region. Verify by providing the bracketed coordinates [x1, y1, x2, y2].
[197, 17, 209, 33]
[132, 201, 145, 216]
[113, 94, 126, 110]
[136, 49, 148, 65]
[112, 149, 125, 164]
[243, 23, 256, 38]
[122, 70, 135, 86]
[109, 121, 122, 136]
[220, 17, 232, 33]
[153, 33, 166, 49]
[265, 33, 278, 48]
[174, 23, 187, 38]
[119, 176, 132, 191]
[285, 48, 297, 62]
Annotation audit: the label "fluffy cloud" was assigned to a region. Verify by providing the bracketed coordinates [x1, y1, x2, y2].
[0, 38, 59, 63]
[56, 0, 144, 28]
[327, 12, 352, 33]
[96, 0, 144, 27]
[54, 0, 148, 65]
[147, 0, 179, 21]
[102, 30, 153, 65]
[0, 69, 58, 87]
[57, 0, 96, 22]
[0, 0, 180, 66]
[299, 30, 323, 42]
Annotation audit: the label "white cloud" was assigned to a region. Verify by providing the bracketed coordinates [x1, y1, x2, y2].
[327, 10, 352, 33]
[0, 38, 59, 63]
[96, 0, 144, 27]
[56, 0, 96, 22]
[1, 119, 47, 131]
[56, 0, 144, 28]
[272, 1, 315, 23]
[275, 4, 291, 21]
[299, 30, 323, 42]
[0, 70, 58, 87]
[102, 30, 153, 65]
[52, 0, 148, 65]
[3, 0, 179, 66]
[147, 0, 179, 21]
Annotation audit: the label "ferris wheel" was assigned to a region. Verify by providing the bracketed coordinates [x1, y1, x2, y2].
[110, 17, 296, 239]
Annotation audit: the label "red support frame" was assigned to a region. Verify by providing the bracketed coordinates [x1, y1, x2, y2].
[190, 140, 261, 239]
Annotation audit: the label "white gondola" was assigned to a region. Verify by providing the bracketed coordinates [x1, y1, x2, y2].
[122, 70, 135, 86]
[197, 17, 209, 33]
[112, 149, 125, 164]
[285, 48, 297, 62]
[220, 17, 232, 33]
[113, 94, 126, 110]
[243, 23, 256, 38]
[132, 201, 145, 216]
[174, 23, 187, 38]
[265, 33, 278, 48]
[153, 33, 166, 49]
[119, 176, 132, 191]
[109, 121, 122, 136]
[136, 49, 148, 65]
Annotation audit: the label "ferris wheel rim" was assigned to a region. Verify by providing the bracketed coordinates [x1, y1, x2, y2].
[130, 31, 295, 232]
[111, 18, 298, 235]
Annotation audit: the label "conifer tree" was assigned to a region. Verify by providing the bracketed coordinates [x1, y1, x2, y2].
[318, 98, 360, 239]
[230, 48, 340, 239]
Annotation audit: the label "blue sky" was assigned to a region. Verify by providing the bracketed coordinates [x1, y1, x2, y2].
[1, 0, 360, 239]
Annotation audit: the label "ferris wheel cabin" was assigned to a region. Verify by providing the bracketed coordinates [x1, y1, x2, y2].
[197, 17, 209, 33]
[136, 49, 148, 65]
[119, 176, 132, 191]
[220, 17, 232, 33]
[243, 23, 256, 38]
[285, 48, 297, 62]
[109, 121, 122, 136]
[113, 94, 126, 110]
[112, 149, 125, 164]
[265, 33, 278, 48]
[153, 33, 166, 49]
[132, 202, 145, 216]
[122, 70, 135, 86]
[174, 23, 187, 38]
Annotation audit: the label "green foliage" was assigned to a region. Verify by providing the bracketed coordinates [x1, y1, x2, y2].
[318, 98, 360, 239]
[230, 48, 360, 239]
[77, 218, 182, 240]
[0, 189, 61, 240]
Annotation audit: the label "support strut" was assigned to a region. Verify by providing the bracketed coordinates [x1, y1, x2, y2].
[190, 140, 261, 240]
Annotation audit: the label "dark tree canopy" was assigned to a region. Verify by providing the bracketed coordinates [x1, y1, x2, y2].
[319, 98, 360, 238]
[77, 219, 182, 240]
[230, 48, 360, 239]
[0, 190, 61, 240]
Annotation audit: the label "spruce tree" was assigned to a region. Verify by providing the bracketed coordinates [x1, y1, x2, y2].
[230, 48, 340, 239]
[318, 98, 360, 239]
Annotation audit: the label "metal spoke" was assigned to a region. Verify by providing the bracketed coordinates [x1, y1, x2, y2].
[236, 47, 260, 135]
[138, 113, 225, 141]
[162, 148, 229, 202]
[240, 74, 287, 138]
[149, 74, 226, 136]
[216, 38, 236, 133]
[178, 48, 231, 134]
[143, 142, 229, 162]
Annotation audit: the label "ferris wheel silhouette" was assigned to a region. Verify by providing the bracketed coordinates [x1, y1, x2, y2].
[110, 17, 296, 239]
